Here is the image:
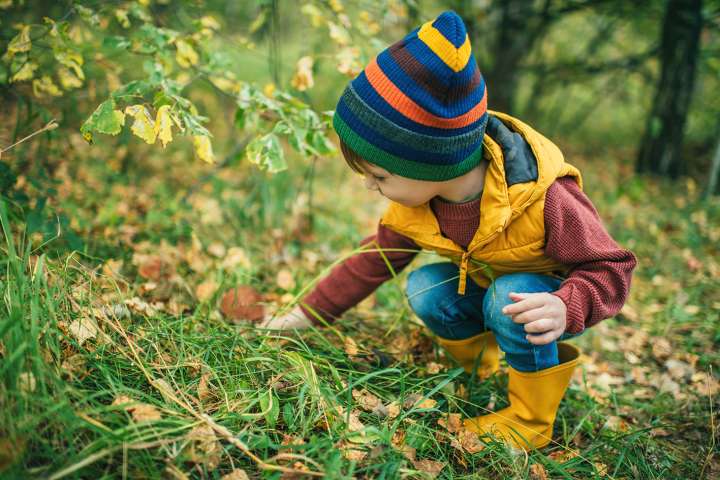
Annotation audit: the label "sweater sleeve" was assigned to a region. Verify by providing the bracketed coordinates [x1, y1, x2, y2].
[298, 221, 420, 325]
[544, 177, 637, 334]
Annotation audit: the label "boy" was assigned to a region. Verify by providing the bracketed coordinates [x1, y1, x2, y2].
[260, 10, 636, 450]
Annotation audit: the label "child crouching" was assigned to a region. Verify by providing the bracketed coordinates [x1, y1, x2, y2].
[260, 10, 637, 451]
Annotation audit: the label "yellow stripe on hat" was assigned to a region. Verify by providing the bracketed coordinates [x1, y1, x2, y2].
[417, 21, 472, 72]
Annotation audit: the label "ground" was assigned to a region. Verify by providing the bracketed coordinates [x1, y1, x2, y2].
[1, 136, 719, 479]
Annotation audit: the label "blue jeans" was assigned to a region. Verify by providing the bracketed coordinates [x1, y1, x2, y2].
[405, 262, 581, 372]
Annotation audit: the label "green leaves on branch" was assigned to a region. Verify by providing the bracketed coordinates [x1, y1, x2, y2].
[3, 3, 335, 171]
[80, 99, 125, 142]
[235, 83, 335, 173]
[246, 133, 286, 173]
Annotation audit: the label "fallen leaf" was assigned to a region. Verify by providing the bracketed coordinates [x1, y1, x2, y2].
[221, 247, 252, 270]
[185, 424, 221, 470]
[220, 469, 250, 480]
[451, 428, 483, 454]
[219, 286, 265, 323]
[437, 413, 462, 433]
[276, 269, 296, 290]
[426, 362, 443, 374]
[68, 317, 98, 346]
[412, 459, 445, 477]
[529, 463, 549, 480]
[652, 338, 672, 361]
[352, 389, 381, 412]
[195, 281, 218, 302]
[664, 359, 693, 380]
[133, 402, 162, 421]
[344, 337, 359, 356]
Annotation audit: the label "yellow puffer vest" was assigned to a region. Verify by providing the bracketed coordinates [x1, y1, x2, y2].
[379, 111, 583, 295]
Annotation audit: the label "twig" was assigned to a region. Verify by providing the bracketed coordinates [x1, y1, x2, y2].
[0, 119, 58, 159]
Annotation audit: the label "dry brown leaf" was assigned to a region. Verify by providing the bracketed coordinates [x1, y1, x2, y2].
[68, 317, 98, 346]
[221, 247, 251, 271]
[341, 445, 367, 461]
[529, 463, 549, 480]
[152, 378, 176, 403]
[131, 403, 162, 422]
[426, 362, 443, 374]
[344, 337, 359, 356]
[692, 372, 720, 396]
[385, 401, 401, 419]
[664, 359, 693, 380]
[412, 459, 445, 477]
[651, 338, 672, 361]
[220, 469, 250, 480]
[437, 413, 462, 433]
[594, 462, 609, 477]
[136, 255, 174, 281]
[603, 416, 629, 432]
[451, 429, 483, 454]
[185, 424, 221, 470]
[198, 371, 212, 402]
[276, 269, 296, 290]
[207, 242, 226, 258]
[195, 281, 218, 302]
[352, 389, 381, 412]
[219, 286, 265, 323]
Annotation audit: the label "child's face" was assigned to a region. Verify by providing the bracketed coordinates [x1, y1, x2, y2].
[357, 160, 439, 208]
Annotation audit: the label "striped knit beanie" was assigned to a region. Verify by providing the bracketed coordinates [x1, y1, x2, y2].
[333, 10, 488, 181]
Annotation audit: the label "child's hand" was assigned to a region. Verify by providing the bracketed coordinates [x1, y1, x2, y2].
[258, 305, 313, 330]
[502, 292, 567, 345]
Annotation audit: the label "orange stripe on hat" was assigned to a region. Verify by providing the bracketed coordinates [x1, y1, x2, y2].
[364, 57, 486, 130]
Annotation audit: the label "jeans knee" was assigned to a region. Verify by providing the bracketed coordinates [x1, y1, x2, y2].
[482, 273, 537, 329]
[405, 264, 453, 320]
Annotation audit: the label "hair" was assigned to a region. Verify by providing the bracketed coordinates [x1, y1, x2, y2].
[339, 139, 368, 175]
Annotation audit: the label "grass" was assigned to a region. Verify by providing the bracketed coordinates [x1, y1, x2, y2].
[1, 136, 719, 479]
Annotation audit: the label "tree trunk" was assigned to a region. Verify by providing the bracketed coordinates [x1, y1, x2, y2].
[636, 0, 703, 178]
[482, 0, 562, 115]
[705, 134, 720, 198]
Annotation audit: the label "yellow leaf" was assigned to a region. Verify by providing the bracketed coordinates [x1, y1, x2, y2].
[336, 47, 362, 77]
[154, 105, 174, 148]
[327, 22, 350, 46]
[6, 24, 31, 57]
[175, 39, 199, 68]
[124, 105, 157, 144]
[58, 67, 83, 89]
[290, 56, 314, 91]
[328, 0, 344, 13]
[114, 9, 130, 28]
[200, 16, 220, 30]
[10, 61, 37, 83]
[32, 76, 62, 97]
[301, 4, 324, 27]
[193, 135, 214, 163]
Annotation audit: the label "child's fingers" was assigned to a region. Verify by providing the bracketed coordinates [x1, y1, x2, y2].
[523, 318, 555, 333]
[502, 292, 546, 315]
[526, 329, 561, 345]
[510, 306, 546, 324]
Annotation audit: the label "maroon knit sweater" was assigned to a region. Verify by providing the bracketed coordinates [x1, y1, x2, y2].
[299, 176, 637, 334]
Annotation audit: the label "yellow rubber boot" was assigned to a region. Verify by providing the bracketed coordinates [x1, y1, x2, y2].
[436, 331, 500, 379]
[463, 342, 581, 451]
